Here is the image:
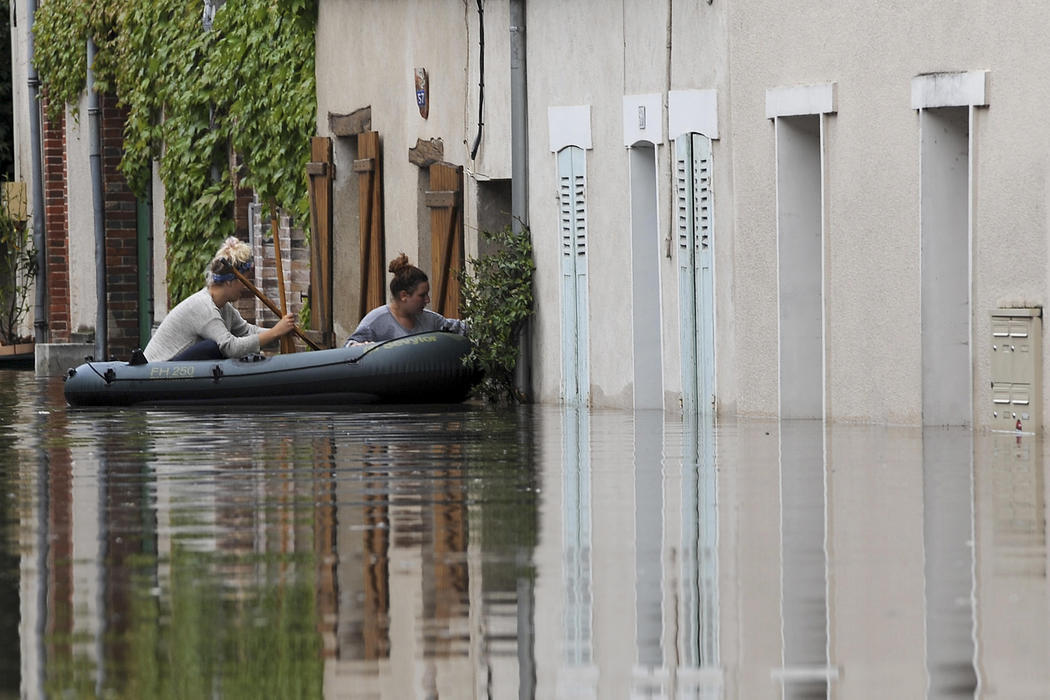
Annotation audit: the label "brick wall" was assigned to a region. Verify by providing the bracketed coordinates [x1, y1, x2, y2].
[101, 94, 140, 360]
[41, 96, 70, 342]
[249, 204, 310, 349]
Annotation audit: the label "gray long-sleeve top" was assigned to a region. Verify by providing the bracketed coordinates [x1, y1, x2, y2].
[345, 305, 467, 345]
[144, 287, 262, 362]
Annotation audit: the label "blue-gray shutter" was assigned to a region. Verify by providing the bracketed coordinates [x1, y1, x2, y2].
[558, 146, 590, 405]
[676, 134, 715, 414]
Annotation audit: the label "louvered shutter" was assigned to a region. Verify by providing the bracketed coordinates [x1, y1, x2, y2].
[676, 134, 715, 414]
[558, 146, 590, 405]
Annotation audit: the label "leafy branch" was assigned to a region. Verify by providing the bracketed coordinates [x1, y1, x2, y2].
[0, 207, 37, 344]
[459, 225, 535, 403]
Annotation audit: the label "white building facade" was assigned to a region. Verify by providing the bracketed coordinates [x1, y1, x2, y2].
[315, 0, 1050, 429]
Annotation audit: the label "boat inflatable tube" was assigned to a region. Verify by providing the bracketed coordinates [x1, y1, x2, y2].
[64, 331, 482, 407]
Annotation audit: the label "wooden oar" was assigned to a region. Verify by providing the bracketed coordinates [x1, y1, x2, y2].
[230, 266, 322, 351]
[270, 205, 296, 355]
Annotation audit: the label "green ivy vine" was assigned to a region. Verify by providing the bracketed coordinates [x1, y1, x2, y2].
[33, 0, 317, 303]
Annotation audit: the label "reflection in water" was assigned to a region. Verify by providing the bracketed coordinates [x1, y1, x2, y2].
[2, 372, 1049, 698]
[560, 406, 596, 695]
[923, 428, 978, 699]
[635, 411, 663, 673]
[0, 375, 26, 698]
[679, 411, 721, 698]
[778, 420, 832, 699]
[977, 432, 1048, 696]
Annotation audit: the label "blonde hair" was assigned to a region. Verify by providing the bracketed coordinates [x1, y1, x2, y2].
[206, 236, 254, 286]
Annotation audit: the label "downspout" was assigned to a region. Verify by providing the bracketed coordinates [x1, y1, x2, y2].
[510, 0, 531, 401]
[87, 38, 107, 360]
[26, 0, 47, 343]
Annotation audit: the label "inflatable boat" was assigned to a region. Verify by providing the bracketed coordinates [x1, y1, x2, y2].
[63, 331, 481, 407]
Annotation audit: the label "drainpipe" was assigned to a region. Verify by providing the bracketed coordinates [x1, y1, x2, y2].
[510, 0, 531, 401]
[26, 0, 47, 343]
[87, 38, 107, 360]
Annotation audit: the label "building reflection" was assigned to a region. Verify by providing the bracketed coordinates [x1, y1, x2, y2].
[558, 406, 596, 696]
[317, 411, 540, 698]
[922, 428, 979, 699]
[633, 410, 663, 694]
[17, 406, 547, 699]
[11, 397, 1050, 699]
[972, 430, 1049, 697]
[776, 420, 834, 698]
[678, 411, 721, 698]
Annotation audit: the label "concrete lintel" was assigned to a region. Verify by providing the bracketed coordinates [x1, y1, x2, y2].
[766, 83, 837, 119]
[669, 89, 719, 140]
[548, 105, 592, 152]
[911, 70, 989, 109]
[623, 93, 664, 146]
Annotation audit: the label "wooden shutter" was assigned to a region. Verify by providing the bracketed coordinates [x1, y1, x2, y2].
[426, 162, 464, 317]
[306, 136, 334, 346]
[558, 146, 589, 404]
[356, 131, 385, 319]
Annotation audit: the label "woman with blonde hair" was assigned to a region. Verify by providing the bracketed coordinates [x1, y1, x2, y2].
[345, 253, 467, 345]
[144, 236, 296, 361]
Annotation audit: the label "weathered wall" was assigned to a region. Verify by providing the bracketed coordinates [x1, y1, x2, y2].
[65, 98, 94, 337]
[315, 0, 511, 337]
[724, 1, 1050, 425]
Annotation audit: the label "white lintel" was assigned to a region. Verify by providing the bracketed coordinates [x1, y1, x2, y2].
[623, 93, 664, 146]
[911, 70, 988, 109]
[766, 82, 837, 119]
[669, 89, 719, 140]
[549, 105, 592, 152]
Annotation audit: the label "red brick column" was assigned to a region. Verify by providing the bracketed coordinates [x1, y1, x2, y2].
[41, 96, 70, 342]
[101, 94, 139, 360]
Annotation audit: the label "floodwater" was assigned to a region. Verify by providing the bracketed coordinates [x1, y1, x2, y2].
[0, 370, 1047, 699]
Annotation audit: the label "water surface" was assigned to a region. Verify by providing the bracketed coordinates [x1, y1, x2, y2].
[0, 370, 1046, 698]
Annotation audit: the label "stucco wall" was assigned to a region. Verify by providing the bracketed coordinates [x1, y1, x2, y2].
[315, 0, 511, 334]
[527, 3, 637, 408]
[521, 0, 1050, 424]
[723, 1, 1050, 425]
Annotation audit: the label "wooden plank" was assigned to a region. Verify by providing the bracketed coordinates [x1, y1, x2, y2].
[358, 131, 385, 318]
[423, 190, 456, 208]
[329, 106, 371, 136]
[352, 158, 375, 173]
[308, 136, 334, 346]
[428, 162, 463, 317]
[306, 161, 328, 177]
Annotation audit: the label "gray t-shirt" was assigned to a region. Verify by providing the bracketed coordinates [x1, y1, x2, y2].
[144, 287, 263, 362]
[345, 305, 467, 345]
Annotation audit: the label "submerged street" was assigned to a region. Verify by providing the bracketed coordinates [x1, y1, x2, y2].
[0, 368, 1045, 698]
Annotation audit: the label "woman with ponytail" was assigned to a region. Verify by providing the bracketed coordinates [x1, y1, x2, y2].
[345, 253, 467, 345]
[144, 237, 296, 361]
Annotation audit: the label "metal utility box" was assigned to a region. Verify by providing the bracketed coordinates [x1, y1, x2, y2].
[990, 308, 1042, 433]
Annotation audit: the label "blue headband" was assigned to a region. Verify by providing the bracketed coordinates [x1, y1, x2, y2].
[212, 259, 253, 283]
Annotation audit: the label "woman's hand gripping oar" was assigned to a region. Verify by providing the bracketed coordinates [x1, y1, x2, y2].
[230, 266, 322, 351]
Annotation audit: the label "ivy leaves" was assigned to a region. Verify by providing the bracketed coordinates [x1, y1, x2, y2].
[32, 0, 318, 303]
[32, 0, 87, 121]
